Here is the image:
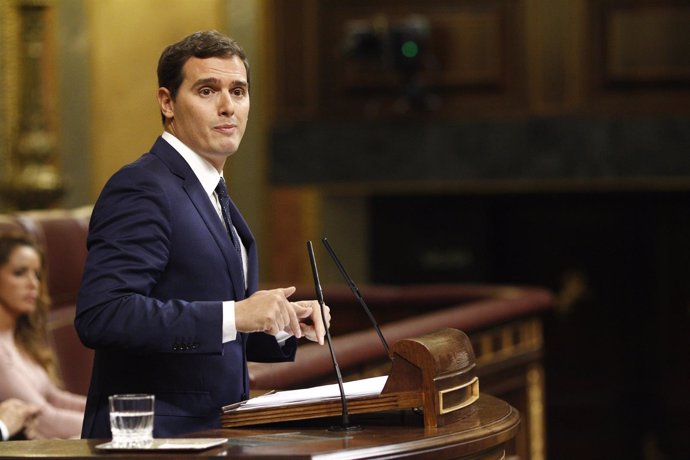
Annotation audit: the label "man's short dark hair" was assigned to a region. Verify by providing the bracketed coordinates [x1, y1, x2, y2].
[157, 30, 250, 124]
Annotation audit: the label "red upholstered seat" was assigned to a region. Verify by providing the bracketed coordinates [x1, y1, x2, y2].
[0, 207, 94, 395]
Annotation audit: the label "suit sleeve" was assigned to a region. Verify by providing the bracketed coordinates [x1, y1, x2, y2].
[246, 333, 297, 363]
[75, 165, 224, 355]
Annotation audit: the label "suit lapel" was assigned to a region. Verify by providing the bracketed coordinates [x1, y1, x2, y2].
[150, 137, 249, 299]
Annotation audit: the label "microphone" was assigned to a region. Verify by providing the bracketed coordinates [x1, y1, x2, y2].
[322, 237, 391, 358]
[307, 241, 361, 432]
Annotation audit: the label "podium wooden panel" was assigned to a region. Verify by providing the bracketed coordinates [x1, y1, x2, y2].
[249, 286, 551, 460]
[0, 394, 518, 459]
[0, 329, 519, 459]
[223, 328, 479, 430]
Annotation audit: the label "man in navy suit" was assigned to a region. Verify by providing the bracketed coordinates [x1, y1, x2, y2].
[75, 30, 329, 438]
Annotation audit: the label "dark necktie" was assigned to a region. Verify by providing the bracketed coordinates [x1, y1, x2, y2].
[215, 177, 243, 258]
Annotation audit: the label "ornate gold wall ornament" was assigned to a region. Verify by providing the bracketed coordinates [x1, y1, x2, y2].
[0, 1, 19, 189]
[0, 0, 65, 210]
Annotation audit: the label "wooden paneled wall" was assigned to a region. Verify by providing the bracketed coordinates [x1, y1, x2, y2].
[268, 0, 690, 121]
[265, 0, 690, 283]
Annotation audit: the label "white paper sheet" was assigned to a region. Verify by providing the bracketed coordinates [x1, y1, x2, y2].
[231, 375, 388, 412]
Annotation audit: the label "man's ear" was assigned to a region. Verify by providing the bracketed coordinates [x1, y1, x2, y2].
[157, 87, 174, 120]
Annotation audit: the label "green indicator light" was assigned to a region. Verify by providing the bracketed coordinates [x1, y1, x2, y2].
[401, 40, 419, 58]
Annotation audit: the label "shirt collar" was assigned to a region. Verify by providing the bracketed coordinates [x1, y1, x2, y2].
[161, 131, 223, 196]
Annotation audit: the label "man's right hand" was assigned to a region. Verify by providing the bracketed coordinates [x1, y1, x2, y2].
[235, 287, 310, 339]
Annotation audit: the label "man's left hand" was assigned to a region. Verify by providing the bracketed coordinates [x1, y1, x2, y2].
[291, 300, 330, 345]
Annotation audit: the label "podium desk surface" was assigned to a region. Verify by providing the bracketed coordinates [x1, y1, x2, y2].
[0, 394, 518, 460]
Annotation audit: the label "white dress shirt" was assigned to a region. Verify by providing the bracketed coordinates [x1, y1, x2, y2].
[161, 132, 289, 345]
[162, 131, 245, 343]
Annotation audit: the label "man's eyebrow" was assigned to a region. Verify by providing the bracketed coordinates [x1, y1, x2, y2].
[193, 77, 220, 87]
[192, 77, 248, 88]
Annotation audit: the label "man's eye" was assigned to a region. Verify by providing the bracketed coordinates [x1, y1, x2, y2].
[199, 88, 213, 96]
[233, 88, 246, 97]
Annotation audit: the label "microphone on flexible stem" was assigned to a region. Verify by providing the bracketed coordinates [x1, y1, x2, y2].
[322, 238, 391, 358]
[307, 241, 361, 432]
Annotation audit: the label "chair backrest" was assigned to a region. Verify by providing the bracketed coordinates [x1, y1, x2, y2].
[13, 206, 92, 311]
[0, 215, 24, 234]
[0, 206, 94, 395]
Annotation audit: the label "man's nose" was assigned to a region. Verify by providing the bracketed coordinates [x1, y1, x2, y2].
[218, 91, 234, 116]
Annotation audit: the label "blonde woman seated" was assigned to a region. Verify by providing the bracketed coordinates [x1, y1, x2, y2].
[0, 233, 86, 439]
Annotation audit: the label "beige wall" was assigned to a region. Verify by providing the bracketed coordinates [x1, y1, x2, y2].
[83, 0, 273, 278]
[87, 0, 225, 196]
[222, 1, 271, 276]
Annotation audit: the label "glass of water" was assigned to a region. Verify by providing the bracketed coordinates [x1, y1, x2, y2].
[108, 394, 154, 448]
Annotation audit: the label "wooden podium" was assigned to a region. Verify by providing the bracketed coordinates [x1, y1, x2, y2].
[0, 394, 518, 459]
[222, 328, 482, 430]
[0, 330, 519, 459]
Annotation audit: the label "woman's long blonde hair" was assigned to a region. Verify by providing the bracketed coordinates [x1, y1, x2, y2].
[0, 232, 59, 383]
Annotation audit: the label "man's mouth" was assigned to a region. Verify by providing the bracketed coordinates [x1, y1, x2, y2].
[214, 124, 236, 134]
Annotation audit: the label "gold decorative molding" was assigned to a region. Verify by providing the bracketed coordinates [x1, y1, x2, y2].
[0, 0, 65, 210]
[473, 318, 543, 367]
[471, 319, 547, 460]
[0, 1, 20, 188]
[527, 364, 546, 460]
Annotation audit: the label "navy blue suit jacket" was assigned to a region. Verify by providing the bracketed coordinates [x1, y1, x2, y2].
[75, 137, 296, 438]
